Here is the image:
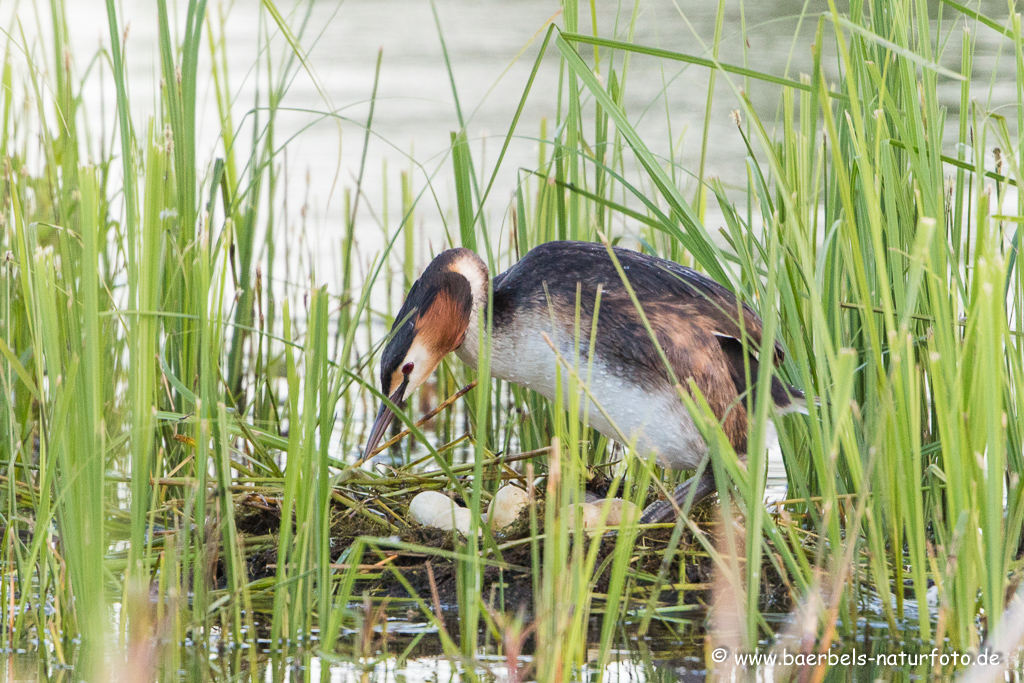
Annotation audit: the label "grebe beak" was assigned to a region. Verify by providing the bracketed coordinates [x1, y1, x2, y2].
[363, 377, 410, 460]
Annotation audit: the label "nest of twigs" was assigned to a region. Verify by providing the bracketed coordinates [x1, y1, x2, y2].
[230, 472, 795, 616]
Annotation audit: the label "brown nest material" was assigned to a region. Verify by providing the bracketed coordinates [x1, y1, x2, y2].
[232, 490, 795, 618]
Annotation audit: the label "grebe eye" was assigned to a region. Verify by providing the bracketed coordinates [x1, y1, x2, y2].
[402, 362, 414, 375]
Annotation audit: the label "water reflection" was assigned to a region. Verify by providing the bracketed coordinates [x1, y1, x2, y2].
[1, 619, 1019, 682]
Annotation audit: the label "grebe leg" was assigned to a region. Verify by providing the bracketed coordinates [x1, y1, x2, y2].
[639, 469, 717, 524]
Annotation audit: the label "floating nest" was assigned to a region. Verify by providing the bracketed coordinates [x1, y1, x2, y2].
[232, 482, 795, 618]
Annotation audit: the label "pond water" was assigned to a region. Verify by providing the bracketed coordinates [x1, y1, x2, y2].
[51, 0, 1017, 286]
[1, 611, 994, 682]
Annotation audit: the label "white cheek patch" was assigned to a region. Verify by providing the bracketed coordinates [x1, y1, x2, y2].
[403, 339, 440, 397]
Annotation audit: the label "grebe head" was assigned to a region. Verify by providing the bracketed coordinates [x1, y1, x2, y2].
[362, 248, 487, 459]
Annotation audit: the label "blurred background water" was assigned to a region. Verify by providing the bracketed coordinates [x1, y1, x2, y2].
[21, 0, 1013, 293]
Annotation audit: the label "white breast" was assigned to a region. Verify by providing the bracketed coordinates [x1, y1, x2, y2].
[455, 312, 707, 470]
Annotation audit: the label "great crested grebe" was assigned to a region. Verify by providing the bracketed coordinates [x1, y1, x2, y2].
[362, 241, 804, 524]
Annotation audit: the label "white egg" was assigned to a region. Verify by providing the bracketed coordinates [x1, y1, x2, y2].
[409, 491, 478, 535]
[409, 491, 459, 527]
[488, 485, 530, 531]
[450, 507, 475, 535]
[600, 498, 641, 526]
[565, 503, 602, 530]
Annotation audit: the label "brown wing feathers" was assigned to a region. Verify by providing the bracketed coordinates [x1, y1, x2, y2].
[491, 242, 799, 454]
